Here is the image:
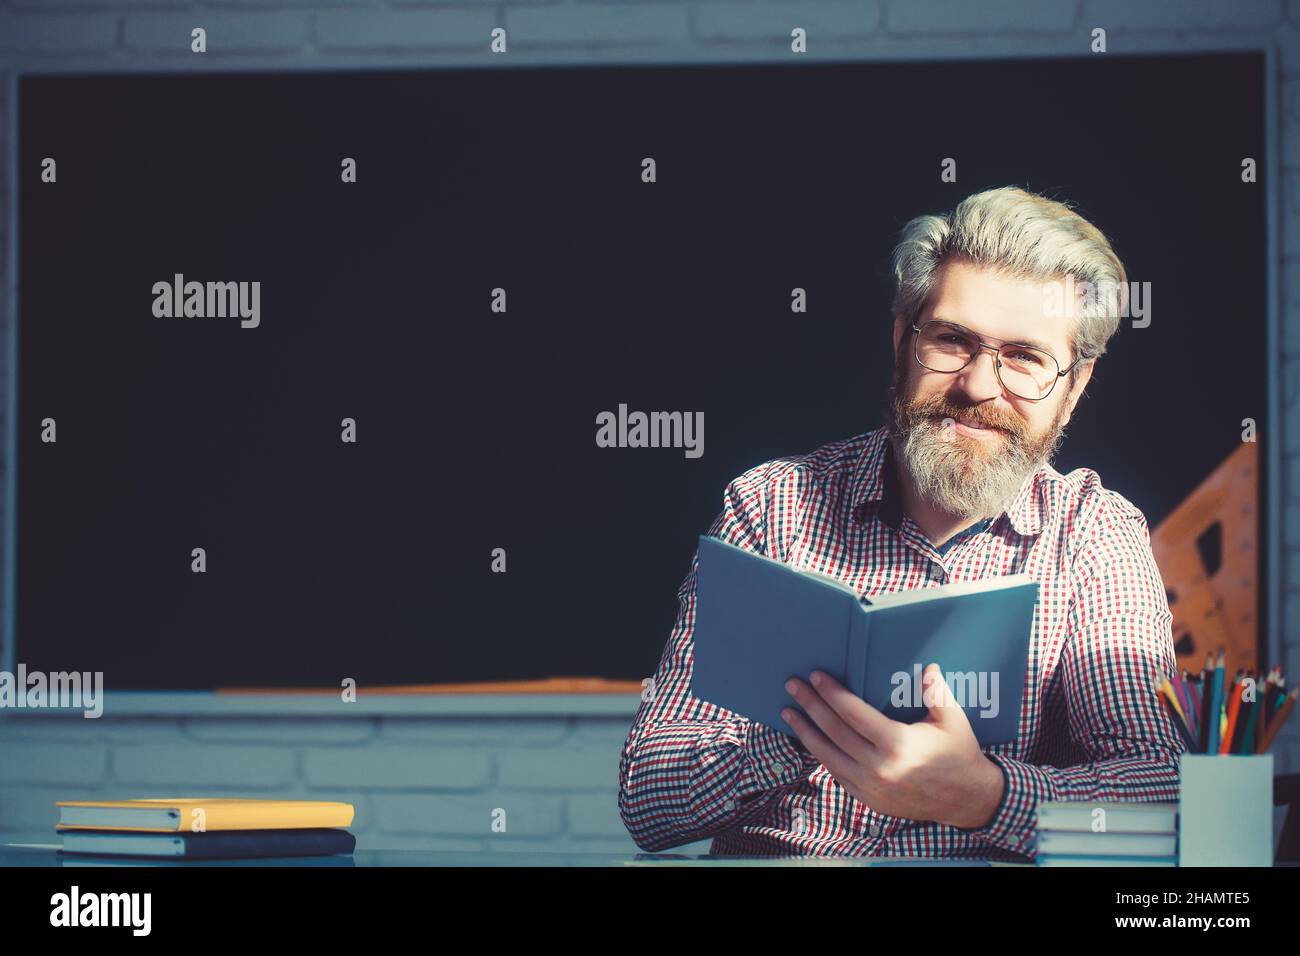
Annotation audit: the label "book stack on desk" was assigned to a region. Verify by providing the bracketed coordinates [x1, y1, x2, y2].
[1033, 801, 1178, 867]
[53, 798, 357, 859]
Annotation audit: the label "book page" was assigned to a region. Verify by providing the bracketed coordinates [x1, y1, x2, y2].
[865, 573, 1033, 608]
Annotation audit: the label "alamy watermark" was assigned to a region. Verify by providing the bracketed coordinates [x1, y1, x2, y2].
[0, 664, 103, 718]
[1041, 275, 1151, 329]
[50, 886, 150, 935]
[152, 274, 260, 328]
[595, 404, 703, 459]
[890, 664, 1000, 720]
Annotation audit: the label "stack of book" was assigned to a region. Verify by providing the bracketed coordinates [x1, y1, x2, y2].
[1034, 801, 1178, 867]
[54, 798, 356, 860]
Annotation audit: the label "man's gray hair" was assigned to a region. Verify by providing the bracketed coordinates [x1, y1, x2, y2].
[890, 186, 1129, 370]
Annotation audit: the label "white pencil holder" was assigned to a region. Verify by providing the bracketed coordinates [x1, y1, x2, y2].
[1178, 753, 1273, 866]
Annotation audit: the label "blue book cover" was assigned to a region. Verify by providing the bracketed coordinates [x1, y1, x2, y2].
[692, 534, 1038, 747]
[58, 828, 356, 859]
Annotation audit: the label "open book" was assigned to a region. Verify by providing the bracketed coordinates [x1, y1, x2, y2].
[691, 535, 1038, 748]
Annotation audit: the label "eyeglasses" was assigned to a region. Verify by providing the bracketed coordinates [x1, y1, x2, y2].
[909, 319, 1085, 402]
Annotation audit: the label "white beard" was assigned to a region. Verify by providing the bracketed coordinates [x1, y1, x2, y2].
[895, 420, 1046, 521]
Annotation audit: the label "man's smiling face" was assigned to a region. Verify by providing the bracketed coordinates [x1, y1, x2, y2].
[886, 258, 1094, 519]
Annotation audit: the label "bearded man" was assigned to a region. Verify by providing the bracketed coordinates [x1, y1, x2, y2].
[618, 185, 1183, 860]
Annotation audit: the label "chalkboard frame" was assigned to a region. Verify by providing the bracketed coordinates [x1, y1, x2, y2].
[1, 40, 1281, 716]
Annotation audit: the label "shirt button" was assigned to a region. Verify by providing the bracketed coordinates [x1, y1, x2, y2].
[868, 824, 881, 838]
[772, 762, 787, 778]
[724, 799, 735, 811]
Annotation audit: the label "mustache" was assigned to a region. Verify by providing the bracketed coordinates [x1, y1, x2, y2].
[914, 400, 1022, 436]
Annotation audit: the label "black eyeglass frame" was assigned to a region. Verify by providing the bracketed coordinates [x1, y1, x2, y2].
[908, 319, 1088, 402]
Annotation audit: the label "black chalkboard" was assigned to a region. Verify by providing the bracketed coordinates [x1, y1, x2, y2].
[14, 53, 1267, 689]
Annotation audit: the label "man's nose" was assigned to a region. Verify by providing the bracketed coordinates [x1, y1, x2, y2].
[952, 347, 1004, 401]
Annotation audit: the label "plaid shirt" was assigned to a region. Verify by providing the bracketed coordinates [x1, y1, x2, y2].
[618, 425, 1185, 859]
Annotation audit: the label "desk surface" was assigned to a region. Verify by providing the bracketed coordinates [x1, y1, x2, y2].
[1, 843, 1028, 867]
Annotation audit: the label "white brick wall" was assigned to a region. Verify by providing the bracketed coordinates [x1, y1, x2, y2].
[0, 0, 1296, 852]
[123, 13, 311, 52]
[0, 714, 647, 851]
[886, 0, 1076, 33]
[315, 10, 498, 52]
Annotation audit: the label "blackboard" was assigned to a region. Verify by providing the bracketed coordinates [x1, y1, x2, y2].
[14, 53, 1267, 689]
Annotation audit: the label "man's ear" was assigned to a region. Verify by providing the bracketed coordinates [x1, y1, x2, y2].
[1062, 360, 1095, 421]
[892, 314, 908, 357]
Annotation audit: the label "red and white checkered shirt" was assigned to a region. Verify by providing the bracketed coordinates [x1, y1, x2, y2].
[618, 425, 1186, 859]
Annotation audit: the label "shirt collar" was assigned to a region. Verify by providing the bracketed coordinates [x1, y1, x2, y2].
[849, 425, 1048, 537]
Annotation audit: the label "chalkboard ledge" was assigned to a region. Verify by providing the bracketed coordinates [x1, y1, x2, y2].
[0, 691, 643, 718]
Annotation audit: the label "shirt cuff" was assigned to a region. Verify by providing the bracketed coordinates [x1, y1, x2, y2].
[695, 719, 805, 820]
[953, 752, 1044, 857]
[739, 722, 807, 797]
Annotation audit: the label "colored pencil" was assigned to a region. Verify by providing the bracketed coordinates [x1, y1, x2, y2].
[1197, 653, 1215, 754]
[1256, 669, 1277, 751]
[1156, 676, 1196, 751]
[1231, 670, 1257, 753]
[1220, 670, 1244, 755]
[1184, 669, 1202, 742]
[1257, 687, 1298, 754]
[1206, 650, 1225, 754]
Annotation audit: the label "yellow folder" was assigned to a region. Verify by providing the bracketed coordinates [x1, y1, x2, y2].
[55, 798, 354, 832]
